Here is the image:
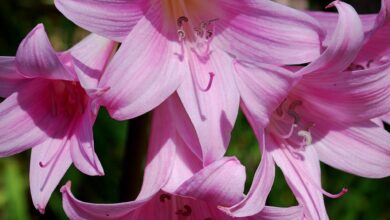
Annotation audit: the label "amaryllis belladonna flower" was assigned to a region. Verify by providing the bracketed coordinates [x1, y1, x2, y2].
[0, 24, 116, 213]
[60, 94, 303, 220]
[54, 0, 325, 165]
[223, 1, 390, 219]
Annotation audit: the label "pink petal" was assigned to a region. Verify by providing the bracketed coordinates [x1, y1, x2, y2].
[294, 63, 390, 122]
[270, 139, 328, 220]
[61, 181, 152, 219]
[312, 120, 390, 178]
[177, 49, 240, 165]
[54, 0, 148, 42]
[234, 62, 296, 138]
[97, 7, 184, 120]
[214, 0, 324, 65]
[30, 138, 72, 213]
[0, 56, 27, 97]
[175, 157, 246, 207]
[71, 107, 104, 176]
[221, 132, 275, 217]
[355, 0, 390, 63]
[307, 12, 376, 47]
[15, 24, 74, 81]
[254, 206, 303, 220]
[162, 135, 203, 193]
[167, 94, 203, 160]
[297, 1, 364, 76]
[68, 34, 117, 93]
[136, 100, 177, 200]
[0, 81, 71, 157]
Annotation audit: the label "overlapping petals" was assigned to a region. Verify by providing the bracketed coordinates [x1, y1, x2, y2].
[0, 24, 116, 212]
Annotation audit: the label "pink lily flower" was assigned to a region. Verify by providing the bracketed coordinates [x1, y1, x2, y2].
[221, 1, 390, 219]
[60, 94, 303, 220]
[0, 24, 116, 213]
[54, 0, 325, 165]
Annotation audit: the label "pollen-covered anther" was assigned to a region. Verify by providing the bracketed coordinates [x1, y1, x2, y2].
[177, 16, 189, 27]
[297, 130, 312, 146]
[176, 205, 192, 216]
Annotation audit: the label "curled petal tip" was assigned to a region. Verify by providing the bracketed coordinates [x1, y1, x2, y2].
[60, 181, 72, 193]
[325, 0, 340, 9]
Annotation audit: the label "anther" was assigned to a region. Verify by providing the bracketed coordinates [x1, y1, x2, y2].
[297, 130, 312, 146]
[177, 16, 189, 27]
[176, 205, 192, 216]
[177, 29, 186, 40]
[205, 30, 213, 39]
[159, 194, 171, 203]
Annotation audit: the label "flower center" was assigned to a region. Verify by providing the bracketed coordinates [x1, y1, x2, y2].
[269, 99, 314, 150]
[49, 80, 88, 117]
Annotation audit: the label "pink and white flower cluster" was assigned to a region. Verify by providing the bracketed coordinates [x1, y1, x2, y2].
[0, 0, 390, 219]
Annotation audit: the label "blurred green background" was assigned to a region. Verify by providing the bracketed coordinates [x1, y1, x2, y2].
[0, 0, 389, 219]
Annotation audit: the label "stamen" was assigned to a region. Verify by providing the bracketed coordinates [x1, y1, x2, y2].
[39, 145, 65, 168]
[198, 72, 215, 92]
[282, 144, 349, 199]
[176, 205, 192, 216]
[287, 100, 302, 124]
[177, 16, 189, 27]
[321, 188, 348, 199]
[297, 130, 312, 146]
[177, 29, 186, 40]
[188, 56, 215, 92]
[39, 139, 69, 191]
[273, 123, 297, 139]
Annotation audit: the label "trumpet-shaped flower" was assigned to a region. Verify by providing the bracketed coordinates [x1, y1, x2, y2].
[54, 0, 325, 165]
[221, 1, 390, 219]
[0, 24, 116, 213]
[60, 95, 303, 220]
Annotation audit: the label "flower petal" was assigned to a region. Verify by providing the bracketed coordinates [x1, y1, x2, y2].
[214, 0, 324, 65]
[167, 93, 203, 160]
[61, 181, 151, 220]
[294, 63, 390, 122]
[307, 12, 376, 47]
[270, 138, 328, 220]
[312, 120, 390, 178]
[254, 206, 303, 220]
[98, 5, 183, 120]
[0, 56, 27, 97]
[30, 138, 72, 213]
[54, 0, 148, 42]
[355, 0, 390, 63]
[177, 49, 240, 165]
[15, 24, 73, 81]
[0, 81, 71, 157]
[297, 1, 364, 76]
[68, 34, 117, 93]
[221, 132, 275, 217]
[61, 98, 179, 219]
[136, 99, 177, 200]
[162, 134, 203, 193]
[71, 107, 104, 176]
[234, 62, 296, 137]
[175, 157, 246, 207]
